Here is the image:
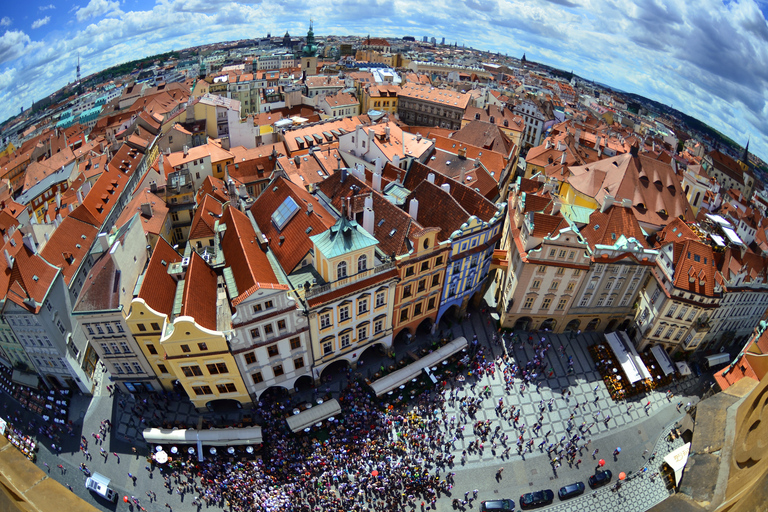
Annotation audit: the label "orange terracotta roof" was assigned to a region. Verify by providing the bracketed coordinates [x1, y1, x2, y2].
[250, 177, 336, 273]
[114, 187, 169, 237]
[137, 238, 181, 315]
[220, 206, 286, 306]
[39, 216, 98, 286]
[582, 205, 649, 249]
[188, 194, 223, 241]
[179, 251, 218, 331]
[5, 245, 60, 313]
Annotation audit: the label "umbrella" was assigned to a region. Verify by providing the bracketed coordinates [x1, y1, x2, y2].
[598, 459, 606, 467]
[210, 447, 217, 455]
[188, 447, 195, 454]
[246, 446, 254, 454]
[155, 445, 163, 452]
[228, 447, 235, 454]
[619, 472, 626, 480]
[170, 446, 178, 454]
[371, 470, 379, 477]
[155, 450, 168, 464]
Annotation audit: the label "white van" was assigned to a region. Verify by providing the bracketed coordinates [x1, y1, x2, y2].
[85, 472, 118, 502]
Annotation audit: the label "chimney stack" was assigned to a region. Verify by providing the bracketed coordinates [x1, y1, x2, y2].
[97, 232, 110, 252]
[183, 145, 189, 157]
[4, 249, 13, 269]
[140, 202, 153, 218]
[363, 196, 374, 235]
[22, 233, 36, 254]
[601, 195, 615, 213]
[441, 183, 451, 194]
[372, 172, 382, 192]
[427, 173, 435, 184]
[408, 198, 419, 221]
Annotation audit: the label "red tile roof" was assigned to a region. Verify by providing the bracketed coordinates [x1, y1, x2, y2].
[39, 216, 98, 286]
[250, 177, 336, 273]
[188, 194, 223, 241]
[180, 251, 218, 331]
[137, 237, 182, 315]
[5, 245, 60, 313]
[583, 206, 649, 249]
[220, 206, 287, 306]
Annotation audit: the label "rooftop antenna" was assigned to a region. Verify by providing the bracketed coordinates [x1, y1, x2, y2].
[76, 52, 81, 85]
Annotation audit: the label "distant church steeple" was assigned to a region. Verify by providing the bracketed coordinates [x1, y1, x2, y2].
[742, 137, 750, 163]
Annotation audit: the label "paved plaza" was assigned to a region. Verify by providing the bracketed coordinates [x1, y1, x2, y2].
[1, 308, 706, 512]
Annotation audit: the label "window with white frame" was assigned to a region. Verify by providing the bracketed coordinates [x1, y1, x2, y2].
[337, 261, 347, 279]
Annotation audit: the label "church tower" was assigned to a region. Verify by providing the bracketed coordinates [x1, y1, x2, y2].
[301, 20, 318, 78]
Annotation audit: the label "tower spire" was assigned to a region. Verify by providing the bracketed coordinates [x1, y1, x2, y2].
[76, 52, 81, 84]
[742, 137, 750, 163]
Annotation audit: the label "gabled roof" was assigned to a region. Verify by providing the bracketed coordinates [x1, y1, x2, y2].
[179, 251, 218, 331]
[250, 177, 336, 273]
[670, 239, 717, 297]
[567, 151, 694, 228]
[582, 205, 649, 249]
[220, 206, 286, 306]
[73, 252, 120, 312]
[451, 120, 513, 156]
[405, 161, 498, 223]
[39, 216, 98, 286]
[529, 212, 569, 238]
[197, 175, 231, 204]
[227, 155, 278, 187]
[5, 245, 60, 313]
[188, 194, 223, 241]
[114, 188, 169, 237]
[137, 238, 181, 315]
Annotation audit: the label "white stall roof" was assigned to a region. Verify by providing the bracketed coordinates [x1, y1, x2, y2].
[142, 426, 263, 446]
[651, 345, 676, 376]
[286, 399, 341, 433]
[605, 332, 652, 384]
[722, 226, 744, 246]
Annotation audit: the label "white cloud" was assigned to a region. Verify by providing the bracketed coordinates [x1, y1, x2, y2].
[75, 0, 122, 22]
[0, 17, 10, 27]
[39, 4, 56, 10]
[31, 17, 50, 29]
[0, 30, 32, 65]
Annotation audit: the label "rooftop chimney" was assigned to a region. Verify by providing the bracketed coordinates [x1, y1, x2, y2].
[22, 233, 36, 254]
[76, 189, 84, 204]
[375, 157, 383, 175]
[601, 195, 615, 213]
[408, 198, 419, 221]
[458, 147, 467, 159]
[97, 232, 110, 252]
[594, 136, 601, 150]
[4, 249, 13, 269]
[372, 172, 382, 192]
[363, 206, 374, 235]
[140, 202, 153, 218]
[441, 183, 451, 194]
[427, 173, 435, 184]
[183, 145, 189, 157]
[560, 152, 566, 165]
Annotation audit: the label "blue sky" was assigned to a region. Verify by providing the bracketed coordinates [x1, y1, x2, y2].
[1, 0, 767, 162]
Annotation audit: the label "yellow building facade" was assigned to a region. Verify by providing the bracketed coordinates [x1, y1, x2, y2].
[126, 299, 176, 391]
[160, 317, 249, 410]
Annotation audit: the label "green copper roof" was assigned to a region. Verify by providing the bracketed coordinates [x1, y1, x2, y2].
[310, 215, 378, 259]
[561, 204, 596, 225]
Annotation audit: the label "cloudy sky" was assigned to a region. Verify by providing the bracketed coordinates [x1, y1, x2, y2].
[0, 0, 766, 160]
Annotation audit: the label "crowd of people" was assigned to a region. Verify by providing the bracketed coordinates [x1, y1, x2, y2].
[141, 332, 652, 512]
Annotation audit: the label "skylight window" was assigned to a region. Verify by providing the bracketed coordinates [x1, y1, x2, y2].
[271, 196, 300, 231]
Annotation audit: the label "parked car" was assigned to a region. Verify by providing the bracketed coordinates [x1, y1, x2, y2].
[519, 489, 554, 509]
[558, 481, 585, 500]
[480, 498, 515, 511]
[588, 469, 613, 489]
